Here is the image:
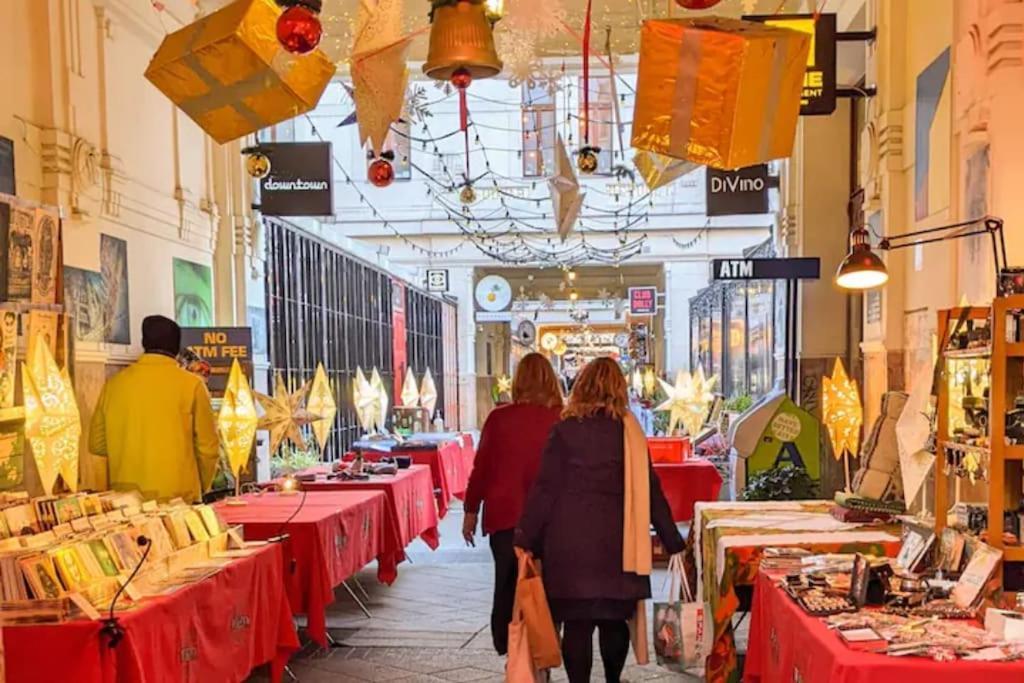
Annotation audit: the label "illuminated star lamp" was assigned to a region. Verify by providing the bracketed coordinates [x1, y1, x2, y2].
[822, 358, 863, 491]
[307, 362, 337, 453]
[256, 373, 320, 456]
[496, 374, 513, 396]
[22, 343, 81, 495]
[400, 367, 420, 408]
[420, 368, 439, 418]
[353, 367, 378, 434]
[655, 369, 717, 438]
[218, 359, 259, 494]
[370, 368, 390, 433]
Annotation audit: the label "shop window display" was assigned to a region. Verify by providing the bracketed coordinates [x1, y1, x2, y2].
[727, 285, 747, 396]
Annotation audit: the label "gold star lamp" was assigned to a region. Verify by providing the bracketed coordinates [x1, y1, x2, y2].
[822, 358, 863, 490]
[256, 373, 320, 456]
[353, 367, 378, 435]
[307, 363, 337, 453]
[420, 368, 438, 418]
[655, 368, 717, 438]
[22, 343, 80, 495]
[218, 359, 258, 497]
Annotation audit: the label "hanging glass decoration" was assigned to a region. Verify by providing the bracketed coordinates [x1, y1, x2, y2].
[244, 151, 271, 179]
[369, 156, 395, 188]
[275, 1, 323, 55]
[674, 0, 723, 8]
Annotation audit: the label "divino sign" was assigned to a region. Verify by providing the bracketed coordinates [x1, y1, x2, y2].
[706, 164, 769, 216]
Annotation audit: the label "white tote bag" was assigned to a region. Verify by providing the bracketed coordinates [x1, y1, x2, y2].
[653, 554, 712, 672]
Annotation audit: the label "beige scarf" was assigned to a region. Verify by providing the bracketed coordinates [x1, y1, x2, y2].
[622, 412, 652, 576]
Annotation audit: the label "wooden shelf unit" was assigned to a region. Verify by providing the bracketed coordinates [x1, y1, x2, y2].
[935, 298, 1024, 584]
[934, 306, 992, 537]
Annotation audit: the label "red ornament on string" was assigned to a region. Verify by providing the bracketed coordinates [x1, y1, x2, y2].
[276, 5, 323, 55]
[368, 158, 395, 188]
[674, 0, 722, 8]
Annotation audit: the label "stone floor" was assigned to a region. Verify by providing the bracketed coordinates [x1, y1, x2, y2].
[249, 503, 701, 682]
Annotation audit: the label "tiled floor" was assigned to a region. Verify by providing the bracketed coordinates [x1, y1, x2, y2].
[251, 503, 700, 682]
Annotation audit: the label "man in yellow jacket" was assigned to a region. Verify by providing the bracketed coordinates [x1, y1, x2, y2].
[89, 316, 220, 502]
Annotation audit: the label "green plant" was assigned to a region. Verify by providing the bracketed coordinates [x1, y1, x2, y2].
[270, 441, 321, 479]
[741, 467, 818, 502]
[724, 394, 754, 413]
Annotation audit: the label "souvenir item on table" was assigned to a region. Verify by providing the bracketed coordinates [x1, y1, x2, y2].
[952, 542, 1001, 608]
[851, 391, 907, 500]
[631, 17, 810, 169]
[144, 0, 336, 144]
[894, 523, 935, 573]
[19, 554, 63, 599]
[183, 509, 211, 543]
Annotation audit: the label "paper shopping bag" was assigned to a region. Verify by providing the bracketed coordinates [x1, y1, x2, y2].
[653, 555, 711, 672]
[507, 608, 544, 683]
[515, 550, 562, 670]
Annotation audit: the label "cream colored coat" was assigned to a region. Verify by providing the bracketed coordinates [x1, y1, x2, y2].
[89, 354, 220, 502]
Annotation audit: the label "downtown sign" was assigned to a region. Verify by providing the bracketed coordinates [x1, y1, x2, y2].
[258, 142, 334, 217]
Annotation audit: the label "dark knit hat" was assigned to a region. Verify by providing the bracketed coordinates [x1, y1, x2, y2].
[142, 315, 181, 356]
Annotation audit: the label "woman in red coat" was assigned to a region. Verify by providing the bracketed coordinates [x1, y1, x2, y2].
[462, 352, 563, 656]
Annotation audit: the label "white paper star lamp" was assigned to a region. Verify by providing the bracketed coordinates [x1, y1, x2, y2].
[420, 368, 439, 418]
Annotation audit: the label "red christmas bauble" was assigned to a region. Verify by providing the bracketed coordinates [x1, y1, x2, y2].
[450, 68, 473, 90]
[368, 158, 395, 188]
[674, 0, 722, 8]
[276, 5, 322, 55]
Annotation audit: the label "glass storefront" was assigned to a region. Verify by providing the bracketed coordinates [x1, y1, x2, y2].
[690, 240, 785, 399]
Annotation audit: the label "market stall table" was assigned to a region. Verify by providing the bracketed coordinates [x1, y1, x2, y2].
[215, 490, 388, 648]
[349, 439, 467, 518]
[745, 569, 1024, 683]
[691, 501, 902, 683]
[289, 465, 440, 584]
[654, 459, 722, 522]
[3, 543, 298, 683]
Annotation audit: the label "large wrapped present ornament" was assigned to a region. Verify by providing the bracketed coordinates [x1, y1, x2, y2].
[145, 0, 336, 144]
[631, 18, 810, 170]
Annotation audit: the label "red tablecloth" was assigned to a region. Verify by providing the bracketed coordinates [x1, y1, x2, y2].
[745, 570, 1024, 683]
[215, 490, 387, 648]
[350, 440, 467, 518]
[654, 459, 723, 522]
[295, 465, 441, 584]
[4, 543, 298, 683]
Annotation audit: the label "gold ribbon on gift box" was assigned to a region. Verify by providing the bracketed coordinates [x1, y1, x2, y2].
[145, 0, 335, 145]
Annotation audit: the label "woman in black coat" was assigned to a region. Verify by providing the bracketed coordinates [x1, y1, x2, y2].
[515, 358, 685, 683]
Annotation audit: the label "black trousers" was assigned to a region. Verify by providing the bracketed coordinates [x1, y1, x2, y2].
[562, 619, 630, 683]
[488, 529, 518, 656]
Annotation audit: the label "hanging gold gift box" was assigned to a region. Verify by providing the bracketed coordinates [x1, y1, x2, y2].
[145, 0, 336, 144]
[631, 17, 810, 170]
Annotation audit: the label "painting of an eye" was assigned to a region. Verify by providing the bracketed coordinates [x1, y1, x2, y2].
[172, 259, 214, 327]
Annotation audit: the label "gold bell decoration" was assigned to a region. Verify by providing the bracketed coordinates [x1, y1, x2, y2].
[424, 0, 502, 188]
[423, 0, 502, 83]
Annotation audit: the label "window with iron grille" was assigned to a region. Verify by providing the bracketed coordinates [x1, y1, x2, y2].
[265, 218, 395, 458]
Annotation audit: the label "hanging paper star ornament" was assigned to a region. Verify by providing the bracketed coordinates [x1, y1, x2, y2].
[307, 363, 337, 453]
[353, 367, 378, 434]
[257, 373, 320, 456]
[496, 374, 513, 397]
[821, 358, 863, 459]
[217, 359, 258, 478]
[370, 368, 390, 433]
[350, 0, 414, 155]
[549, 135, 585, 241]
[400, 367, 420, 408]
[22, 343, 80, 495]
[655, 369, 717, 437]
[420, 368, 439, 418]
